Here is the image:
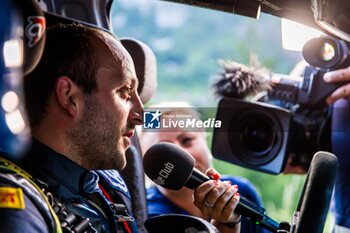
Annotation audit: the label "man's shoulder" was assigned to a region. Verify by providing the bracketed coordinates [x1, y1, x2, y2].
[0, 156, 58, 233]
[0, 173, 50, 232]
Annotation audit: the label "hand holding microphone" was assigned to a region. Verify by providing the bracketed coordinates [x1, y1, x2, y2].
[143, 141, 242, 232]
[193, 167, 242, 231]
[143, 142, 280, 232]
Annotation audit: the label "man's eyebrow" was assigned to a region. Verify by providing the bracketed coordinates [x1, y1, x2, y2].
[119, 74, 138, 91]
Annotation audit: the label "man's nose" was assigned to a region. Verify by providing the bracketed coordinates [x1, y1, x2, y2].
[129, 94, 144, 125]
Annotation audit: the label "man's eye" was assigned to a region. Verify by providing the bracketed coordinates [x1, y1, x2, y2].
[120, 86, 132, 100]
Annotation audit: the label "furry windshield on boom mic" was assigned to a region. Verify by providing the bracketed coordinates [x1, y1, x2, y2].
[213, 59, 271, 99]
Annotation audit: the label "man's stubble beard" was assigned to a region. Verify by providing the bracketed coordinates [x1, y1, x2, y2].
[67, 95, 126, 170]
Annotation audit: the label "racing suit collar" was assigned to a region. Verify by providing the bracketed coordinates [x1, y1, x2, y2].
[20, 139, 98, 197]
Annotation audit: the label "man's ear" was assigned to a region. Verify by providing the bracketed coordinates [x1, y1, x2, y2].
[55, 76, 83, 118]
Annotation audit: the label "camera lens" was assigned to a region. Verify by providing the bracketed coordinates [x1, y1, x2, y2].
[239, 117, 275, 153]
[320, 42, 335, 62]
[229, 110, 282, 165]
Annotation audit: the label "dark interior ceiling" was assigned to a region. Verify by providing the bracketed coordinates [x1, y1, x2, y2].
[260, 0, 316, 27]
[39, 0, 350, 38]
[160, 0, 350, 40]
[158, 0, 318, 28]
[38, 0, 317, 29]
[258, 0, 350, 37]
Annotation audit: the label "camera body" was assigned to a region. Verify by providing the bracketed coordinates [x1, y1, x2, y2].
[212, 35, 349, 174]
[269, 66, 342, 107]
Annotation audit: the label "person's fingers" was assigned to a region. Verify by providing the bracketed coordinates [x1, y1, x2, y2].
[193, 180, 217, 207]
[205, 168, 221, 180]
[212, 184, 238, 220]
[324, 67, 350, 83]
[221, 192, 240, 223]
[205, 181, 231, 207]
[196, 180, 233, 218]
[326, 83, 350, 104]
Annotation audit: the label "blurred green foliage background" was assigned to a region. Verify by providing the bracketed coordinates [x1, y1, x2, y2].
[112, 1, 332, 231]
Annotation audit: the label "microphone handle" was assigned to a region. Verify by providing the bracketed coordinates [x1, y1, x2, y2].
[185, 168, 210, 189]
[236, 196, 265, 219]
[237, 196, 280, 232]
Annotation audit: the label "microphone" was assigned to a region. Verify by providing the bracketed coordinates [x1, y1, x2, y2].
[293, 151, 338, 233]
[213, 60, 272, 99]
[143, 142, 281, 232]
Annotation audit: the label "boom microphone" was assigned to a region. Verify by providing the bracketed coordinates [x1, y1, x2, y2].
[143, 142, 281, 232]
[294, 151, 338, 233]
[213, 60, 272, 99]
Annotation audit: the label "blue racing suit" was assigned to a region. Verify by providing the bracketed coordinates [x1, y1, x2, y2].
[0, 139, 138, 233]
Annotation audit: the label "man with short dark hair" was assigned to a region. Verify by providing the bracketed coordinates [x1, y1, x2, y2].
[24, 24, 142, 171]
[0, 23, 144, 233]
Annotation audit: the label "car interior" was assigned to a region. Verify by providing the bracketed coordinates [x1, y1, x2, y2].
[3, 0, 350, 232]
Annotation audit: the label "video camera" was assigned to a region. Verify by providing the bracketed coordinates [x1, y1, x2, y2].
[212, 35, 350, 174]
